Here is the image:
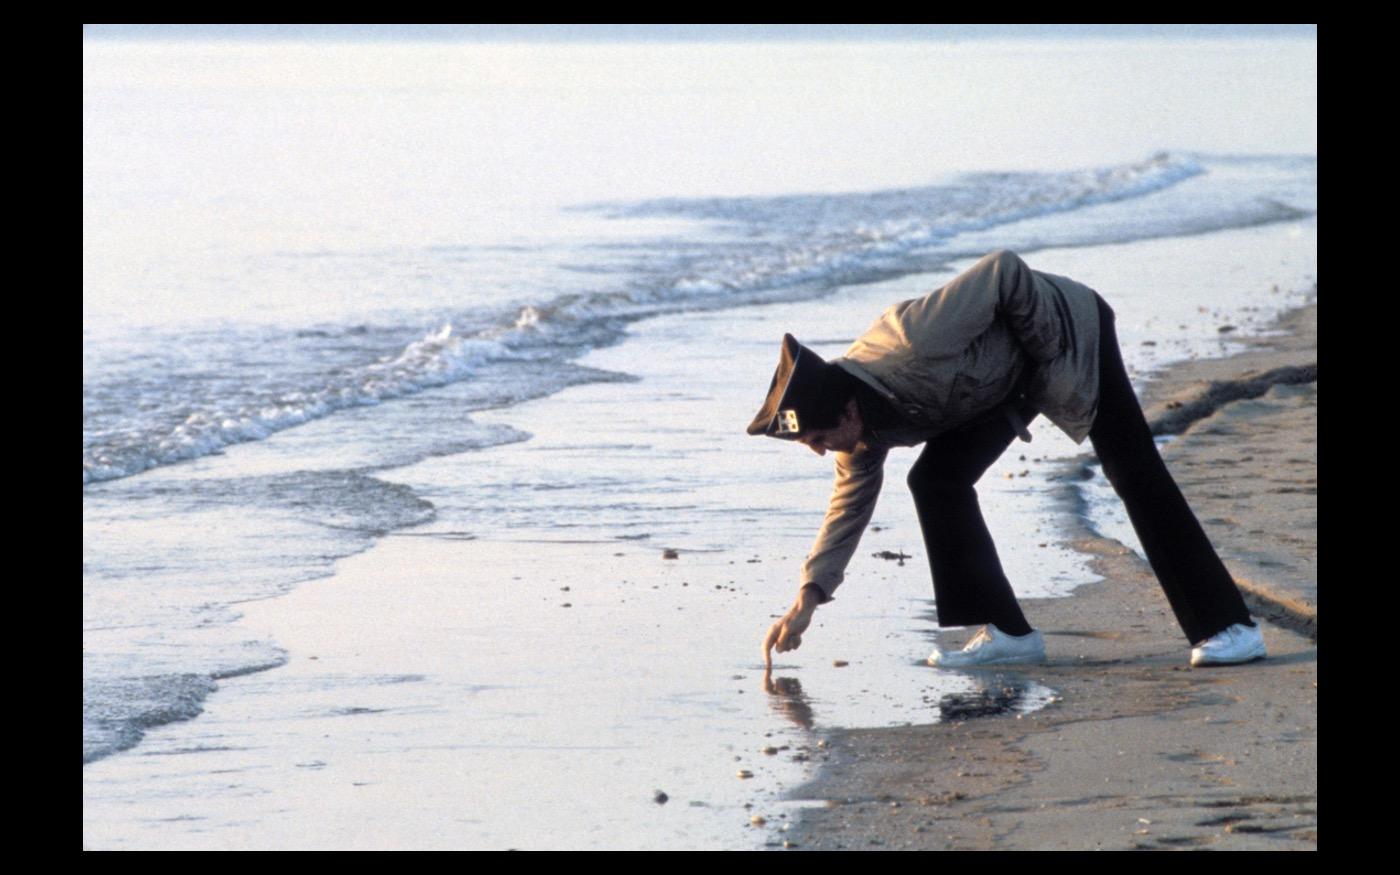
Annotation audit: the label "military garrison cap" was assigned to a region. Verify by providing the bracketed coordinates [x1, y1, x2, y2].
[746, 333, 840, 439]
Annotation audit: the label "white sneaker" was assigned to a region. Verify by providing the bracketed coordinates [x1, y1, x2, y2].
[1190, 622, 1266, 667]
[928, 624, 1046, 668]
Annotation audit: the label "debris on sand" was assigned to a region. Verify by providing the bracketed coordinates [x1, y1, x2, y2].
[871, 550, 911, 566]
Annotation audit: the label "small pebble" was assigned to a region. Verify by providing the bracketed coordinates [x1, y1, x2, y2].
[833, 660, 849, 668]
[816, 739, 827, 748]
[762, 746, 779, 755]
[750, 815, 767, 827]
[737, 769, 754, 779]
[662, 549, 679, 559]
[561, 603, 572, 608]
[653, 791, 669, 805]
[783, 840, 796, 849]
[560, 586, 570, 591]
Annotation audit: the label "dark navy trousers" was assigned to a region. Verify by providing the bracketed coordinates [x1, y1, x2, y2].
[907, 295, 1252, 645]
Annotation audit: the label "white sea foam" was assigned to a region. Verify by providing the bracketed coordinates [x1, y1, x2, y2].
[84, 326, 519, 484]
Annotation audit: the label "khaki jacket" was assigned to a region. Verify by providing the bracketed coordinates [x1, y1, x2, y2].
[801, 250, 1103, 599]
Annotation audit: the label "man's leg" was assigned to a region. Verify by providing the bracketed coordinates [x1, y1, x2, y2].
[1087, 295, 1254, 644]
[908, 410, 1035, 635]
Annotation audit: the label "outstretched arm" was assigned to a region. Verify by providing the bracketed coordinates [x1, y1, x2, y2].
[800, 444, 888, 598]
[763, 445, 887, 664]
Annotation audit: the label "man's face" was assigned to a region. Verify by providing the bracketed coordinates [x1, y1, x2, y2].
[795, 399, 863, 456]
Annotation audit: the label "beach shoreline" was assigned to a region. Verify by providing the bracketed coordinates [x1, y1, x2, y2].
[84, 235, 1317, 850]
[780, 297, 1317, 850]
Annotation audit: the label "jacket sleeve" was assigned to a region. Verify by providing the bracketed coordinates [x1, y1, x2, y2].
[799, 444, 888, 600]
[983, 249, 1072, 364]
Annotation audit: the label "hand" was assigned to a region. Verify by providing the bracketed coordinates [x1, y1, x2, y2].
[762, 588, 821, 669]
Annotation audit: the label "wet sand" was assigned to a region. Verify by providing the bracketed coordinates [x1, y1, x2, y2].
[782, 299, 1317, 850]
[1141, 303, 1317, 635]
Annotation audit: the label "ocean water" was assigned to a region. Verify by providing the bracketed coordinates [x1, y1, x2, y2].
[84, 33, 1316, 847]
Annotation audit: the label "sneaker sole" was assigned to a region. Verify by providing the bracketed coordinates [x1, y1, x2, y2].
[928, 654, 1046, 668]
[1190, 649, 1266, 668]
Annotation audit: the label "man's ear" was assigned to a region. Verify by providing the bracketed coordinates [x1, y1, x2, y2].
[845, 396, 860, 419]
